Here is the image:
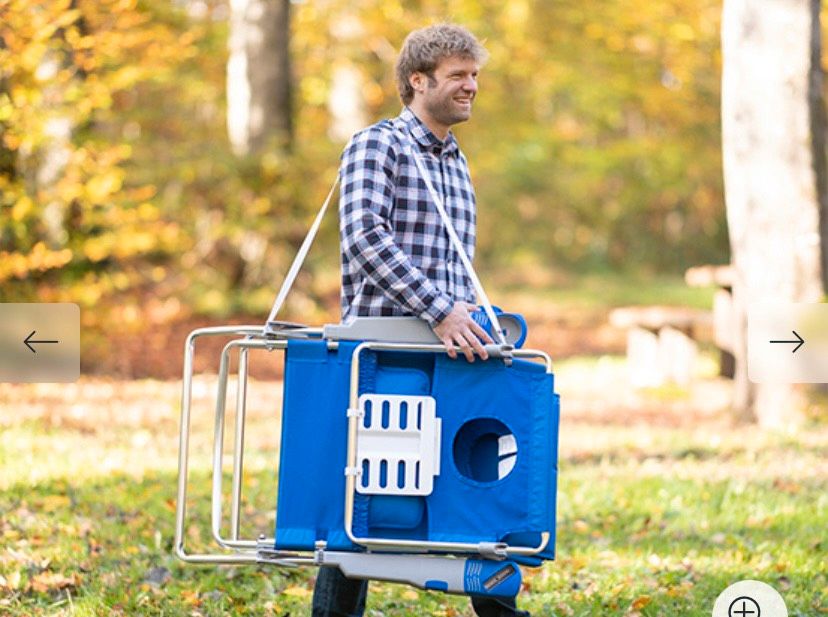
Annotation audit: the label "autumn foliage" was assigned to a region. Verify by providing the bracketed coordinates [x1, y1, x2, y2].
[2, 0, 727, 325]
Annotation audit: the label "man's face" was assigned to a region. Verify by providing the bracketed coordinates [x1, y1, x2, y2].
[415, 55, 480, 128]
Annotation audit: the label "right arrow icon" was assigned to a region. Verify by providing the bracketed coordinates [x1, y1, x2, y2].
[769, 330, 805, 353]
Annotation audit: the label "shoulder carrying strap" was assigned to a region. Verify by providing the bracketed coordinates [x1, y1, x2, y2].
[405, 141, 507, 345]
[266, 176, 340, 325]
[266, 134, 508, 347]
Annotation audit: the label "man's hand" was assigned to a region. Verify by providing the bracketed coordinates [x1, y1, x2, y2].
[432, 302, 493, 362]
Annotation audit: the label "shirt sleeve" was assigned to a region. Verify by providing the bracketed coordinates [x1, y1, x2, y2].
[339, 127, 453, 327]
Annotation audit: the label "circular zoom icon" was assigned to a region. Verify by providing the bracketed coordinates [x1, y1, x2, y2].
[728, 596, 761, 617]
[713, 581, 788, 617]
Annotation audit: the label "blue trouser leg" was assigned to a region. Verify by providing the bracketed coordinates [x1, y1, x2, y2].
[311, 567, 529, 617]
[471, 595, 531, 617]
[311, 567, 368, 617]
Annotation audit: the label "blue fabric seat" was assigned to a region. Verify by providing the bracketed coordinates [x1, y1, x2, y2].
[274, 339, 559, 562]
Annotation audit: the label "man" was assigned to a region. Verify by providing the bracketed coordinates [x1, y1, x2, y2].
[312, 23, 530, 617]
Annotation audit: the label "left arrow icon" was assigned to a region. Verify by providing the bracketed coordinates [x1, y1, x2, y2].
[24, 330, 60, 353]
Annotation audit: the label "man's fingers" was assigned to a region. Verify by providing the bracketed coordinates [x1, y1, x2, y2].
[457, 334, 475, 363]
[433, 303, 494, 361]
[440, 334, 458, 359]
[471, 336, 489, 360]
[464, 328, 488, 360]
[469, 320, 494, 345]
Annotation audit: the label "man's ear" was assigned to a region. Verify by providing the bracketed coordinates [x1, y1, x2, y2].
[409, 72, 425, 94]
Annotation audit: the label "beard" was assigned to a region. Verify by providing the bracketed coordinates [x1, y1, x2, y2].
[424, 92, 473, 128]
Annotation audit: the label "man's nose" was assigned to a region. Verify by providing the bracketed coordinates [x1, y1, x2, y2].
[462, 77, 477, 93]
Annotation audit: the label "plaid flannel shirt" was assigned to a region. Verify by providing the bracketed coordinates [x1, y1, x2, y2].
[339, 107, 477, 327]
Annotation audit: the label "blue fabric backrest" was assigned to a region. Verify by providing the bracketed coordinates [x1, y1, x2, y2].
[274, 340, 559, 560]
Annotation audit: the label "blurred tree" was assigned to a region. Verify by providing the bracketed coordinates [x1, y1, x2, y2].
[0, 0, 188, 306]
[0, 0, 733, 329]
[0, 35, 14, 182]
[227, 0, 292, 156]
[721, 0, 826, 427]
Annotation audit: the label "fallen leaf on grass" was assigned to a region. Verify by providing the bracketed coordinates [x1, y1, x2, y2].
[402, 590, 418, 600]
[6, 548, 32, 564]
[647, 554, 663, 568]
[555, 602, 575, 617]
[631, 595, 651, 610]
[181, 589, 201, 607]
[283, 585, 311, 598]
[573, 519, 589, 534]
[2, 528, 20, 541]
[40, 495, 71, 513]
[772, 478, 802, 494]
[666, 581, 694, 597]
[0, 571, 21, 590]
[29, 571, 81, 593]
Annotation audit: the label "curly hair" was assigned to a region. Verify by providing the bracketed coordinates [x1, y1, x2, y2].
[395, 24, 488, 105]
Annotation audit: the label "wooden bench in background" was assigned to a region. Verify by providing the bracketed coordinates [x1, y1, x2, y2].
[684, 264, 736, 379]
[609, 305, 713, 388]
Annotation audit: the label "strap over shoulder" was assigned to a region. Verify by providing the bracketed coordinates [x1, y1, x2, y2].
[266, 127, 507, 346]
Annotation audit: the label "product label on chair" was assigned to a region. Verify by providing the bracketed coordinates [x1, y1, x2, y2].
[355, 394, 441, 496]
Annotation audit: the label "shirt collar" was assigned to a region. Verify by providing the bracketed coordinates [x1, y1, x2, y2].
[400, 107, 459, 157]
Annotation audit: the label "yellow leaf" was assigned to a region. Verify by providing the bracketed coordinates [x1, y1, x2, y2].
[283, 586, 311, 598]
[11, 195, 33, 221]
[181, 589, 201, 606]
[631, 595, 651, 610]
[86, 169, 124, 202]
[0, 571, 21, 590]
[41, 495, 70, 512]
[669, 23, 696, 42]
[402, 590, 418, 600]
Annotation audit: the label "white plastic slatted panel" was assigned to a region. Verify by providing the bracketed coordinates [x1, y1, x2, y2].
[355, 394, 441, 496]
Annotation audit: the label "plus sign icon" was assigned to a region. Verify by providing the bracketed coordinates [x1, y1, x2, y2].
[713, 580, 788, 617]
[729, 596, 761, 617]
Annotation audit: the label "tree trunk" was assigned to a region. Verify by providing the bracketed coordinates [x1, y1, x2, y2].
[328, 62, 367, 142]
[326, 13, 367, 142]
[227, 0, 292, 157]
[721, 0, 826, 428]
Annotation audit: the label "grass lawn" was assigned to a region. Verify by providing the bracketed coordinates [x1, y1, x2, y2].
[1, 355, 826, 616]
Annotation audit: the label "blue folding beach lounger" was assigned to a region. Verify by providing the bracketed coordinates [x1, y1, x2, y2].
[173, 177, 560, 599]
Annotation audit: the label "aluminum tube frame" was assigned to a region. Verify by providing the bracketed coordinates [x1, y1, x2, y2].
[176, 327, 263, 563]
[230, 346, 249, 540]
[176, 330, 553, 565]
[210, 337, 284, 550]
[344, 341, 553, 557]
[175, 326, 310, 564]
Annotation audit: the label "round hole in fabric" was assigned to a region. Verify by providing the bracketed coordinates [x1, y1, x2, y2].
[452, 418, 517, 483]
